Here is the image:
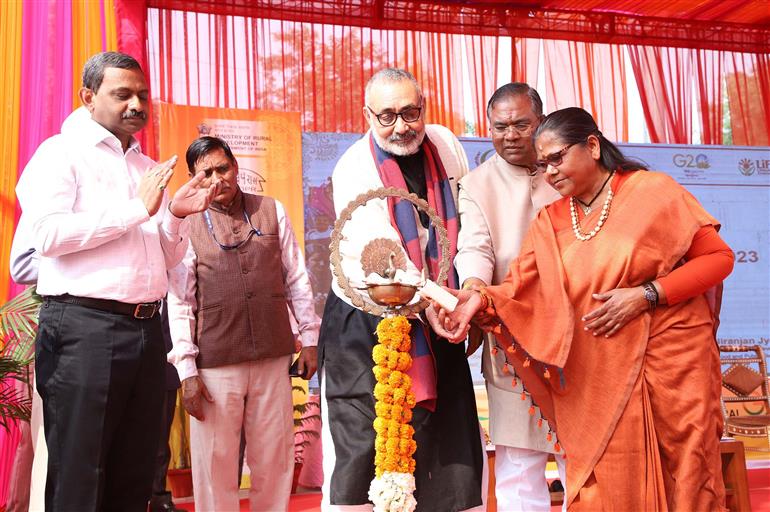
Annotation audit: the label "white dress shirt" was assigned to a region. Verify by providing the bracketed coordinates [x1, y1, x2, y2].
[166, 198, 320, 381]
[15, 107, 188, 304]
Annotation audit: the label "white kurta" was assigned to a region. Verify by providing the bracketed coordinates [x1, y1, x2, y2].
[456, 153, 561, 451]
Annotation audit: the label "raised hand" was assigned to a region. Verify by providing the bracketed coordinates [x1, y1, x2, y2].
[582, 286, 649, 337]
[139, 156, 177, 216]
[168, 170, 221, 218]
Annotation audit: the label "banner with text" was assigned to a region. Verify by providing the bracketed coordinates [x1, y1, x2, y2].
[159, 103, 304, 245]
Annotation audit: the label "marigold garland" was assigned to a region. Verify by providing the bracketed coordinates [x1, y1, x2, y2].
[368, 315, 418, 512]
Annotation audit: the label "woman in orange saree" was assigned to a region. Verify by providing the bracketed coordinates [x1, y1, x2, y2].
[433, 108, 734, 511]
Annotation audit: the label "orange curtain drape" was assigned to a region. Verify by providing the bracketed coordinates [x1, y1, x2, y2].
[544, 41, 628, 141]
[511, 38, 540, 86]
[0, 1, 23, 306]
[628, 46, 693, 144]
[694, 49, 724, 145]
[464, 34, 498, 135]
[725, 52, 770, 146]
[149, 9, 469, 139]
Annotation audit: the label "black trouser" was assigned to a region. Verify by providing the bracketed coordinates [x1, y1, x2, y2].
[35, 299, 165, 511]
[152, 388, 178, 498]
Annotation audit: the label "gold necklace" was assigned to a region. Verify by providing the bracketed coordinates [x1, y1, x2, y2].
[570, 173, 614, 241]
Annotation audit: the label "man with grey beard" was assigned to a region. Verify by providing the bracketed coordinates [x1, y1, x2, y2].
[318, 68, 485, 511]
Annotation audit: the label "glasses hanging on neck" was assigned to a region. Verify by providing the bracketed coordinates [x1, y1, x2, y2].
[203, 208, 262, 250]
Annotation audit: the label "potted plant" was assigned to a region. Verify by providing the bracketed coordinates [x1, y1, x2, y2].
[0, 287, 41, 431]
[292, 382, 321, 493]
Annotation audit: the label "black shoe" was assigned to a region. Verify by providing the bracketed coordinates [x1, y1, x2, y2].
[149, 493, 187, 512]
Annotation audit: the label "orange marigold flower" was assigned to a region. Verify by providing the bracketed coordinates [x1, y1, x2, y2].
[375, 402, 391, 419]
[372, 345, 388, 365]
[388, 370, 403, 388]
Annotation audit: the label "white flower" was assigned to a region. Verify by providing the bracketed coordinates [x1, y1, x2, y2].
[369, 472, 416, 512]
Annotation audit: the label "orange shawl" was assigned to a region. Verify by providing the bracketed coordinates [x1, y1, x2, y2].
[485, 171, 726, 510]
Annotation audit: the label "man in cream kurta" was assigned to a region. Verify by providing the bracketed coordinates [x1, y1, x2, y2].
[455, 84, 565, 511]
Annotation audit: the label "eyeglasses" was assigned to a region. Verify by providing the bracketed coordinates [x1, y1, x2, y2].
[534, 142, 578, 173]
[490, 122, 534, 136]
[366, 105, 422, 127]
[203, 209, 262, 250]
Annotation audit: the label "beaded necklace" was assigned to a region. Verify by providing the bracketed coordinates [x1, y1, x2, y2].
[570, 171, 615, 241]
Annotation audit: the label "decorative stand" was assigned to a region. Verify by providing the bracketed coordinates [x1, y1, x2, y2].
[329, 187, 451, 512]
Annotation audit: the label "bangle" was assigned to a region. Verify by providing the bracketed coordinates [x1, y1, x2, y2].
[478, 288, 493, 311]
[642, 282, 658, 310]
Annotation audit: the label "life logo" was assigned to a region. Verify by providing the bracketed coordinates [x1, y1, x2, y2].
[738, 158, 755, 176]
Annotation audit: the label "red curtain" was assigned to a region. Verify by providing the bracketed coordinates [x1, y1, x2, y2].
[628, 45, 693, 144]
[140, 7, 769, 147]
[543, 41, 628, 141]
[511, 38, 540, 87]
[694, 49, 724, 145]
[149, 9, 469, 139]
[725, 52, 770, 146]
[464, 35, 498, 135]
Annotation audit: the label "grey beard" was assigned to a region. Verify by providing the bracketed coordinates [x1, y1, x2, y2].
[373, 129, 425, 156]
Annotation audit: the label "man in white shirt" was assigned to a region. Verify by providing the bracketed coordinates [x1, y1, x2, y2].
[166, 136, 321, 512]
[454, 83, 565, 511]
[15, 51, 219, 511]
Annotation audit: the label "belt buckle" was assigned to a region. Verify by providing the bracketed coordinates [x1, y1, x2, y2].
[133, 302, 158, 319]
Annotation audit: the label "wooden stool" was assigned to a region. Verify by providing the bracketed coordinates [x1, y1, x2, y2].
[720, 438, 751, 512]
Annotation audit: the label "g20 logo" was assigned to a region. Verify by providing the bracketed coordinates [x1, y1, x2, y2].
[673, 153, 710, 169]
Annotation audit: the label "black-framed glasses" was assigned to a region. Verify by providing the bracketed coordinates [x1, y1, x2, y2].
[366, 105, 422, 127]
[534, 142, 578, 173]
[490, 121, 534, 136]
[203, 209, 262, 250]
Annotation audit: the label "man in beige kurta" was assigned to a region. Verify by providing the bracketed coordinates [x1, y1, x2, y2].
[455, 83, 564, 511]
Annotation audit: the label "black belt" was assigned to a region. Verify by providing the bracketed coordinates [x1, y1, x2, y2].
[47, 294, 161, 319]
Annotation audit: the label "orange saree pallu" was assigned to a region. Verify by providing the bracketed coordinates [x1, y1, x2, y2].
[484, 171, 727, 511]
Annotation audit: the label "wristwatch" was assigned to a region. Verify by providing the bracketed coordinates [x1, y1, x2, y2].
[642, 282, 659, 310]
